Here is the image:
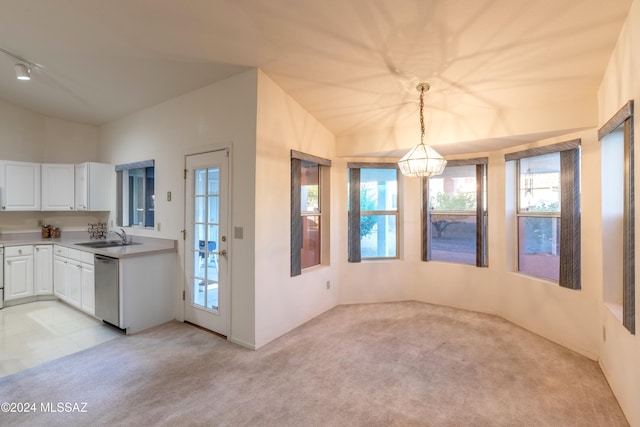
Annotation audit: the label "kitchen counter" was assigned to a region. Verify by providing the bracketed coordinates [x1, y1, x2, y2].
[0, 231, 176, 259]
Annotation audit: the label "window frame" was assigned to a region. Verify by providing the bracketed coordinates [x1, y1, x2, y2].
[599, 100, 635, 334]
[505, 140, 581, 289]
[290, 150, 331, 277]
[422, 158, 488, 267]
[348, 163, 400, 262]
[115, 159, 155, 229]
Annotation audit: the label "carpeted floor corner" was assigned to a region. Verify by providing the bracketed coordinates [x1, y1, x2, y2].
[0, 301, 629, 426]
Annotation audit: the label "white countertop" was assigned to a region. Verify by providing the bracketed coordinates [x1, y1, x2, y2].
[0, 231, 177, 259]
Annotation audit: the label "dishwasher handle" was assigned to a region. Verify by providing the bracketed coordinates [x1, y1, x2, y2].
[95, 254, 118, 263]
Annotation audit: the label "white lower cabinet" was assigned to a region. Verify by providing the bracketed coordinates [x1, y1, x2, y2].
[81, 263, 95, 315]
[34, 245, 53, 295]
[53, 245, 95, 315]
[4, 246, 34, 301]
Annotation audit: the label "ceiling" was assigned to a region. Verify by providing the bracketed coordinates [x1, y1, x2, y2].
[0, 0, 632, 152]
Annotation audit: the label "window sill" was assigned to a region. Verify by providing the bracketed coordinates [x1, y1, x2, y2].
[604, 302, 623, 324]
[301, 264, 329, 274]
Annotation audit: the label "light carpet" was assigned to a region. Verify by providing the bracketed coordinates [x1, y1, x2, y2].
[0, 301, 628, 426]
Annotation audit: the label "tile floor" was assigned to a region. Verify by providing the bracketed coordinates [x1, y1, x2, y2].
[0, 300, 122, 377]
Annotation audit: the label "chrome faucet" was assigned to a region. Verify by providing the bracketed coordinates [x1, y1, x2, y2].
[111, 228, 128, 245]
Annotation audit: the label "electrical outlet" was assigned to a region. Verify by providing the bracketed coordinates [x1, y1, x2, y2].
[234, 226, 244, 239]
[157, 222, 161, 232]
[37, 219, 43, 227]
[602, 325, 606, 342]
[326, 280, 331, 290]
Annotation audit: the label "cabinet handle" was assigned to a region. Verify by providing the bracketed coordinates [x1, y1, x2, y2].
[70, 206, 73, 210]
[18, 249, 22, 254]
[36, 247, 40, 252]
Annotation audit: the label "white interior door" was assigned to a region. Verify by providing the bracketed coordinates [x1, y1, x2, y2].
[184, 150, 229, 336]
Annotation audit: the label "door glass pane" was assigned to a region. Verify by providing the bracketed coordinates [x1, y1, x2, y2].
[195, 170, 207, 195]
[208, 168, 219, 195]
[193, 224, 206, 250]
[194, 196, 205, 223]
[208, 197, 219, 223]
[361, 214, 397, 258]
[192, 166, 221, 312]
[518, 216, 560, 281]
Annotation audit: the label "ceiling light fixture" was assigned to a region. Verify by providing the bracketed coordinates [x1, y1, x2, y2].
[0, 47, 36, 81]
[15, 63, 30, 80]
[398, 83, 447, 177]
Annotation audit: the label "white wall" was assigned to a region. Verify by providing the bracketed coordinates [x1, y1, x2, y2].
[597, 0, 640, 424]
[254, 70, 339, 348]
[0, 99, 102, 233]
[99, 69, 259, 348]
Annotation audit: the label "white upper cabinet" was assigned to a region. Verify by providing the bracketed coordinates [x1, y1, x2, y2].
[0, 160, 41, 211]
[41, 164, 75, 211]
[75, 162, 111, 211]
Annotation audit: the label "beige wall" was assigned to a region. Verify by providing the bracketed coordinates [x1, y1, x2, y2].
[597, 0, 640, 425]
[99, 69, 259, 348]
[254, 70, 339, 348]
[0, 99, 101, 233]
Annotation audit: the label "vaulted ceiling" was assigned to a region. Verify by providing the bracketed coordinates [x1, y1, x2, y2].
[0, 0, 632, 153]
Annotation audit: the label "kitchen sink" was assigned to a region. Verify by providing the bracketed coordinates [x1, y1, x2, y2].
[75, 240, 141, 248]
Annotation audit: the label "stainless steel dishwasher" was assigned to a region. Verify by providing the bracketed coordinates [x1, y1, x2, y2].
[94, 254, 120, 328]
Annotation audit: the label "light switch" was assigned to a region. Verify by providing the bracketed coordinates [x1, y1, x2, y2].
[234, 226, 244, 239]
[167, 191, 172, 202]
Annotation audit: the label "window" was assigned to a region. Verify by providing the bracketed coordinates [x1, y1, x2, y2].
[348, 164, 399, 261]
[505, 141, 581, 289]
[423, 158, 487, 266]
[291, 151, 331, 276]
[599, 100, 634, 334]
[115, 160, 155, 228]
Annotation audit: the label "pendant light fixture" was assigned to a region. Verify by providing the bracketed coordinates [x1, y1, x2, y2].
[397, 83, 447, 177]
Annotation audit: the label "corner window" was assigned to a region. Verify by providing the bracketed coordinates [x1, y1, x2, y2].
[115, 160, 155, 228]
[517, 152, 561, 280]
[505, 141, 581, 289]
[423, 159, 487, 266]
[348, 164, 399, 262]
[291, 151, 331, 276]
[599, 100, 635, 334]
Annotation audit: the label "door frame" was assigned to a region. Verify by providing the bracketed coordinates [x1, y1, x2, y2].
[181, 144, 233, 336]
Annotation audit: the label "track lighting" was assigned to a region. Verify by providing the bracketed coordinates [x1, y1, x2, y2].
[1, 47, 36, 82]
[15, 63, 30, 80]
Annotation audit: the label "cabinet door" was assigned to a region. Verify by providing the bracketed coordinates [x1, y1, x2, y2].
[53, 256, 68, 299]
[1, 161, 41, 211]
[42, 164, 75, 211]
[4, 255, 34, 300]
[66, 261, 83, 308]
[81, 263, 95, 315]
[34, 245, 53, 295]
[74, 163, 88, 211]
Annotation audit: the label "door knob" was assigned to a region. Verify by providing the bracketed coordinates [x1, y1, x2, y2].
[219, 249, 227, 256]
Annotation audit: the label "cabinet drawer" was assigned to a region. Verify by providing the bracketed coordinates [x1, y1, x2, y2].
[53, 245, 69, 258]
[81, 251, 94, 265]
[5, 245, 34, 257]
[68, 248, 84, 262]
